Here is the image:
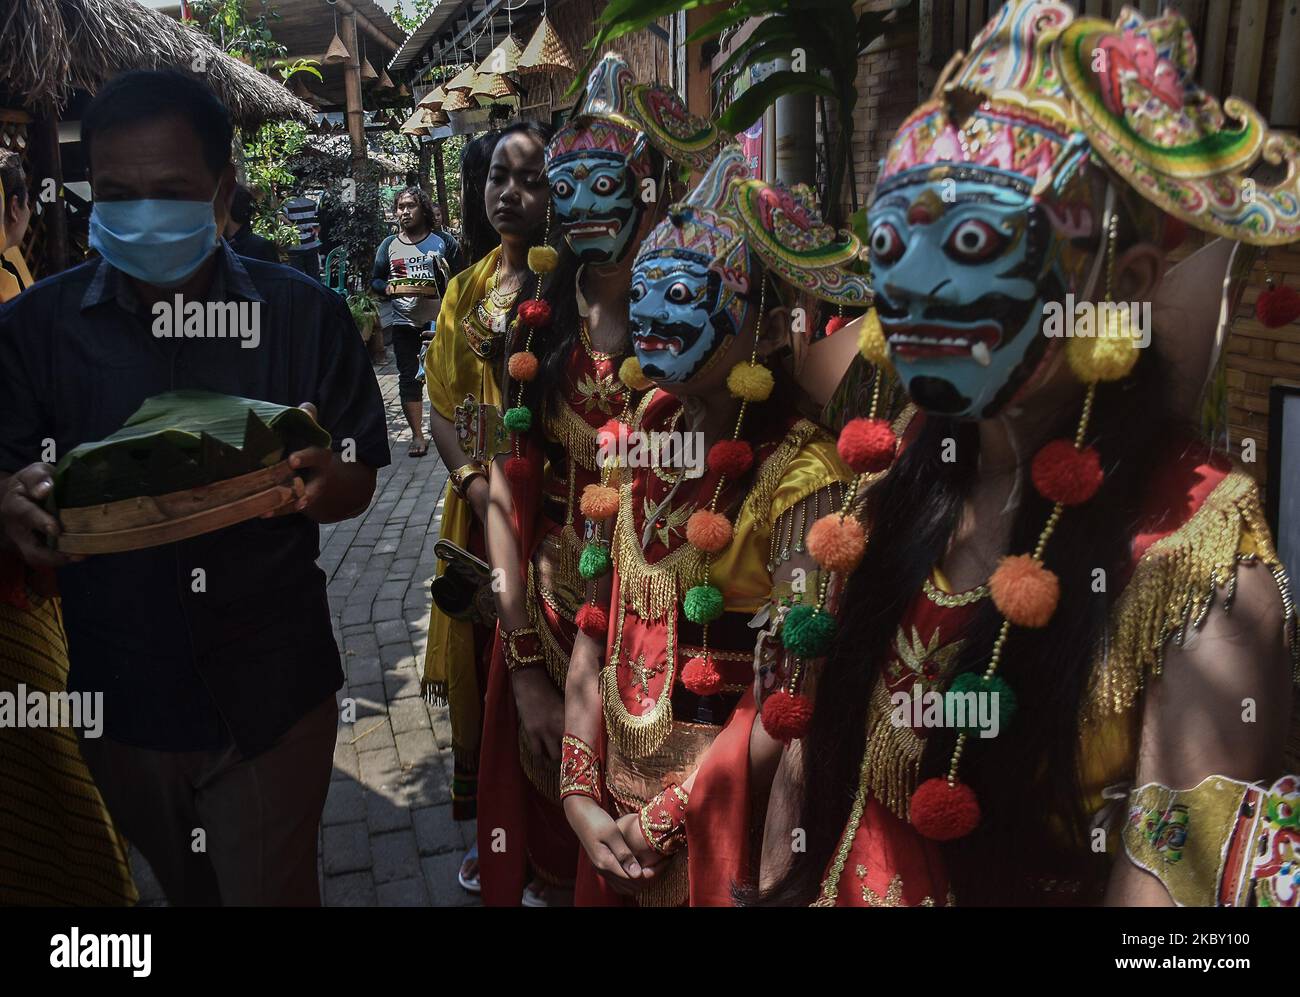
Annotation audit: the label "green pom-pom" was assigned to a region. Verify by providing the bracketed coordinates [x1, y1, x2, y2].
[781, 604, 837, 657]
[578, 542, 611, 580]
[683, 584, 724, 624]
[948, 673, 1017, 732]
[503, 406, 532, 432]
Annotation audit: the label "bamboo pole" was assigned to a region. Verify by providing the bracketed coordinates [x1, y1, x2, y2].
[341, 11, 367, 177]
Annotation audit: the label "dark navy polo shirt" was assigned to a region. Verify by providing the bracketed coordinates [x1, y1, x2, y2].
[0, 242, 391, 755]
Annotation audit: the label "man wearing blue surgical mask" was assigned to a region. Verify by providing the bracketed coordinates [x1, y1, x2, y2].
[0, 70, 390, 906]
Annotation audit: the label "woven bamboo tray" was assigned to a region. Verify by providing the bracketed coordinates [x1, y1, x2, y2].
[55, 460, 304, 554]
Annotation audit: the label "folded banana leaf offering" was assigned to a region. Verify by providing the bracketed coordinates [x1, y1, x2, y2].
[54, 390, 331, 509]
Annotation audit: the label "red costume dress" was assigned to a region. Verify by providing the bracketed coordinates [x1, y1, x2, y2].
[477, 324, 633, 902]
[578, 389, 852, 906]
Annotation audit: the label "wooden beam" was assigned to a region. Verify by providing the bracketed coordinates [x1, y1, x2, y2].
[334, 0, 401, 53]
[28, 110, 66, 275]
[1230, 0, 1267, 106]
[1272, 0, 1300, 128]
[340, 12, 367, 177]
[1200, 0, 1230, 95]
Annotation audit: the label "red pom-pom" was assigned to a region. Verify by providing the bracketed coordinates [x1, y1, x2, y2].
[596, 418, 625, 451]
[680, 655, 724, 696]
[576, 602, 608, 638]
[989, 554, 1059, 628]
[1030, 440, 1103, 506]
[760, 690, 813, 742]
[707, 439, 754, 478]
[1256, 282, 1300, 328]
[837, 418, 897, 474]
[909, 778, 980, 841]
[824, 316, 849, 336]
[517, 299, 552, 327]
[508, 351, 539, 382]
[685, 509, 733, 553]
[505, 455, 533, 486]
[806, 514, 866, 573]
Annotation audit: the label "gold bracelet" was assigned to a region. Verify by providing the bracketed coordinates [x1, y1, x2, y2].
[503, 626, 544, 673]
[448, 462, 486, 500]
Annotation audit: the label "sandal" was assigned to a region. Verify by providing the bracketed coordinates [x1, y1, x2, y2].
[458, 844, 481, 894]
[521, 879, 549, 907]
[408, 439, 429, 458]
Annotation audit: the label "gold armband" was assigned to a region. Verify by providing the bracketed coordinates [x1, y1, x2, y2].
[448, 462, 486, 500]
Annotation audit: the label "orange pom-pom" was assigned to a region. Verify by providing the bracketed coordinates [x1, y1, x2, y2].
[508, 351, 539, 382]
[707, 439, 753, 478]
[989, 554, 1059, 628]
[837, 417, 897, 474]
[1031, 440, 1102, 506]
[680, 656, 723, 696]
[806, 514, 866, 574]
[686, 509, 733, 553]
[576, 602, 608, 638]
[580, 484, 620, 521]
[761, 690, 812, 742]
[824, 315, 849, 336]
[910, 778, 980, 841]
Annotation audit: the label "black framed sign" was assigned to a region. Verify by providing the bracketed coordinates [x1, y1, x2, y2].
[1266, 384, 1300, 578]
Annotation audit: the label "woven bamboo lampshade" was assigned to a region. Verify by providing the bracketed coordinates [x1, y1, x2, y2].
[400, 107, 430, 135]
[517, 15, 576, 75]
[444, 64, 480, 91]
[417, 85, 446, 110]
[323, 32, 350, 65]
[441, 88, 475, 112]
[469, 72, 518, 100]
[376, 70, 395, 92]
[476, 35, 522, 76]
[360, 57, 379, 82]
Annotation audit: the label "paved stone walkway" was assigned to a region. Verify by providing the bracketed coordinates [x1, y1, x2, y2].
[131, 357, 476, 906]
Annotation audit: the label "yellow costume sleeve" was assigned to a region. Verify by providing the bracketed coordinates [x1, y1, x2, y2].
[426, 246, 502, 420]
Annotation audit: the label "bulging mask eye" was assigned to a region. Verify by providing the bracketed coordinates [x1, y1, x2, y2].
[869, 222, 904, 265]
[552, 178, 573, 200]
[944, 218, 1005, 262]
[667, 281, 693, 304]
[629, 281, 647, 303]
[592, 174, 619, 196]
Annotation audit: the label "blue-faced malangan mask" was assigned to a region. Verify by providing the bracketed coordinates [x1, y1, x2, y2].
[629, 253, 748, 385]
[89, 191, 220, 288]
[867, 173, 1071, 419]
[548, 151, 643, 264]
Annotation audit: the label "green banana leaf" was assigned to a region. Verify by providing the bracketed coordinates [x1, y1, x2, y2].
[54, 390, 331, 508]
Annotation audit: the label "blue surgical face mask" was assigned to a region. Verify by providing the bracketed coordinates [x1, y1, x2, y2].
[89, 191, 220, 288]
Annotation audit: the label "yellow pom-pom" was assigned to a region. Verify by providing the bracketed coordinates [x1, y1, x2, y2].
[579, 484, 620, 521]
[1066, 307, 1140, 383]
[727, 361, 774, 402]
[527, 245, 559, 274]
[619, 356, 653, 391]
[857, 307, 889, 367]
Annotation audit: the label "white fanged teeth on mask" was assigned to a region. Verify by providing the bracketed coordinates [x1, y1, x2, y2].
[972, 341, 992, 367]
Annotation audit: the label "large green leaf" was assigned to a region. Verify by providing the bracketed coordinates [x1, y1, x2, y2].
[718, 70, 836, 133]
[685, 1, 789, 43]
[54, 390, 331, 507]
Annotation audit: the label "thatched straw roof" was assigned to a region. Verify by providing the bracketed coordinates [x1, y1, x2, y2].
[0, 0, 313, 126]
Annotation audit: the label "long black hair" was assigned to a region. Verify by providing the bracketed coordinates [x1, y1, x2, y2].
[756, 190, 1195, 906]
[460, 130, 503, 266]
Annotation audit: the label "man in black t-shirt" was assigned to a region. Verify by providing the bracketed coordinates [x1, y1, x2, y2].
[0, 71, 390, 906]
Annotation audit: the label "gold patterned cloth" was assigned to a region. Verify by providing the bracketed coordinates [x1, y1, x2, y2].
[1123, 775, 1300, 907]
[422, 249, 504, 818]
[0, 592, 136, 904]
